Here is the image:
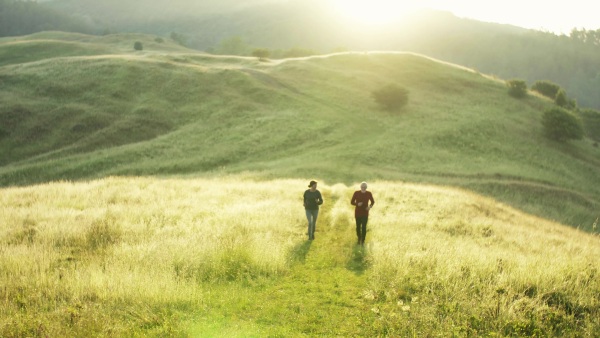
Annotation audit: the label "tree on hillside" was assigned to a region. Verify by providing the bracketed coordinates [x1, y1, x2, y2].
[252, 48, 270, 61]
[372, 84, 409, 111]
[554, 89, 568, 107]
[507, 79, 527, 98]
[579, 108, 600, 142]
[570, 28, 600, 46]
[553, 88, 578, 110]
[542, 107, 584, 142]
[134, 41, 143, 51]
[531, 80, 561, 99]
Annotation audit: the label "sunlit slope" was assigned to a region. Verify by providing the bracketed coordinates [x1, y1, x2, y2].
[0, 33, 598, 229]
[0, 31, 191, 67]
[1, 178, 598, 336]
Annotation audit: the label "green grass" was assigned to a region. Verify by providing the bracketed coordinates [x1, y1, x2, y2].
[0, 32, 599, 335]
[1, 178, 598, 336]
[1, 36, 598, 230]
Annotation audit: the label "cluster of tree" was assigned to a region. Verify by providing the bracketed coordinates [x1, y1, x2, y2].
[506, 79, 598, 143]
[569, 28, 600, 46]
[0, 0, 93, 37]
[530, 80, 590, 143]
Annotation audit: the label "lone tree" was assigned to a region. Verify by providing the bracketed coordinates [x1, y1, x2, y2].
[542, 107, 584, 142]
[252, 48, 270, 61]
[372, 84, 409, 111]
[134, 41, 143, 51]
[507, 79, 527, 98]
[531, 80, 561, 99]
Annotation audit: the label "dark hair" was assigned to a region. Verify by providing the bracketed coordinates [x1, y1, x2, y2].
[308, 180, 317, 187]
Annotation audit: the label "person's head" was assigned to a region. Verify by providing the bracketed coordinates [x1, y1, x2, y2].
[360, 181, 367, 192]
[308, 180, 317, 191]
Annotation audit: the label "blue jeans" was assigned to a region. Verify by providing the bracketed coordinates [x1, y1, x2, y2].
[305, 209, 319, 239]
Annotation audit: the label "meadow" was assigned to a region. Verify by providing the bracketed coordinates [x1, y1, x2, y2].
[1, 177, 598, 336]
[1, 32, 600, 336]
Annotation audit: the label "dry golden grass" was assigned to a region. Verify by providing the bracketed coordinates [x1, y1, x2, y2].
[366, 181, 600, 335]
[1, 177, 598, 336]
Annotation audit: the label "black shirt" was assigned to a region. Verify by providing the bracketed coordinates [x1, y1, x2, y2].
[303, 189, 323, 210]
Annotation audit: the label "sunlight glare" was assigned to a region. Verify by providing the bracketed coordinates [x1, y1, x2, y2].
[333, 0, 419, 24]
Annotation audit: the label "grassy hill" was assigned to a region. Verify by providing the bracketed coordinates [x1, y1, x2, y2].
[1, 31, 599, 336]
[1, 32, 599, 230]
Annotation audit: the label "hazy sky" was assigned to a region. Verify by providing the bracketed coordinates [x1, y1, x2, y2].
[331, 0, 599, 34]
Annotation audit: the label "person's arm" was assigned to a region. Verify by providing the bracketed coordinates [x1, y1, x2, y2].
[369, 192, 375, 208]
[350, 192, 357, 206]
[303, 191, 307, 207]
[317, 191, 323, 205]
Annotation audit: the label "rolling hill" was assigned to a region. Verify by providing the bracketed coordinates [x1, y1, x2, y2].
[0, 31, 599, 336]
[33, 0, 600, 110]
[1, 32, 598, 230]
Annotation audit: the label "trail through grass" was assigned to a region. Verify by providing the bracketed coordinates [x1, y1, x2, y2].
[190, 184, 376, 336]
[2, 178, 598, 336]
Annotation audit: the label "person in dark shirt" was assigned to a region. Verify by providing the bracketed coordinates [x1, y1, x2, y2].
[350, 181, 375, 245]
[303, 180, 323, 240]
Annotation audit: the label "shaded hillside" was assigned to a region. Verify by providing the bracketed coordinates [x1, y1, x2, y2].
[0, 32, 598, 230]
[0, 0, 93, 36]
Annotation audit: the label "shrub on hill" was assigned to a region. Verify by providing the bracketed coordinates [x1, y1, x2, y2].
[542, 107, 584, 142]
[531, 80, 561, 99]
[506, 79, 527, 98]
[553, 88, 577, 110]
[579, 108, 600, 142]
[133, 41, 143, 51]
[372, 84, 409, 111]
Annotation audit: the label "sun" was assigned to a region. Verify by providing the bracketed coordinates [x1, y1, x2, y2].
[332, 0, 419, 24]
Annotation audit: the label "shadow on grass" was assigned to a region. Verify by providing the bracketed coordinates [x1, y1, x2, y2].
[288, 240, 313, 264]
[346, 244, 370, 276]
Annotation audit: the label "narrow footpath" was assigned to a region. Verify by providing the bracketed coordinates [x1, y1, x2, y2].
[196, 186, 374, 336]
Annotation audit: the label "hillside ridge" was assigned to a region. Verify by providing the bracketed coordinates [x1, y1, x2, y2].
[1, 33, 598, 230]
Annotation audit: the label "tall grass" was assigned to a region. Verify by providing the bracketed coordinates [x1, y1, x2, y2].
[0, 177, 306, 336]
[1, 177, 598, 336]
[366, 182, 600, 336]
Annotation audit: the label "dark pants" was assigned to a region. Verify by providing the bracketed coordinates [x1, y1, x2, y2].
[355, 216, 368, 243]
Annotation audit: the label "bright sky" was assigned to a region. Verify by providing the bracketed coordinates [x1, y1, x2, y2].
[331, 0, 599, 34]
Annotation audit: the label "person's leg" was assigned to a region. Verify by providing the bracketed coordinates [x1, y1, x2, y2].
[310, 209, 319, 239]
[305, 209, 313, 239]
[355, 217, 361, 244]
[361, 216, 369, 244]
[312, 209, 319, 236]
